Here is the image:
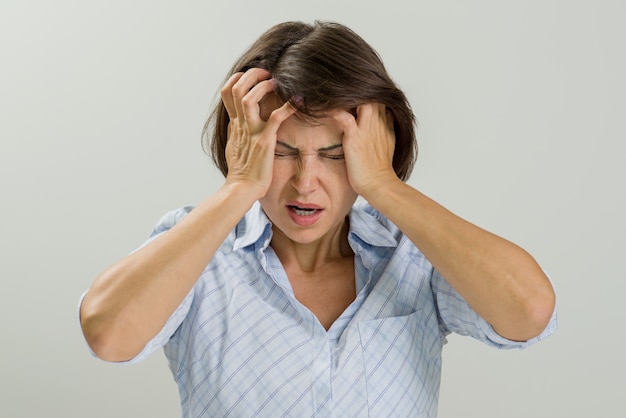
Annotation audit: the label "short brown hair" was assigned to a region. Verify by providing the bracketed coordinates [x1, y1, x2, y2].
[203, 21, 417, 181]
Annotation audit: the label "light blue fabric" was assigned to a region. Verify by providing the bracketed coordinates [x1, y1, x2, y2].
[92, 201, 557, 417]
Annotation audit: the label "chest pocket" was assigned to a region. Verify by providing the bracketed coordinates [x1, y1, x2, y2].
[358, 309, 443, 417]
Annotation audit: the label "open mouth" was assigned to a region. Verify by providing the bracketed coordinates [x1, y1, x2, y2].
[286, 204, 323, 226]
[289, 206, 319, 216]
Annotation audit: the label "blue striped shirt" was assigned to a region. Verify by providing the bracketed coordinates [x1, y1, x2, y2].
[96, 201, 557, 417]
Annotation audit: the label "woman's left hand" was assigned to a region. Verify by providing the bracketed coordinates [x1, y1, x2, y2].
[336, 105, 555, 342]
[334, 103, 399, 198]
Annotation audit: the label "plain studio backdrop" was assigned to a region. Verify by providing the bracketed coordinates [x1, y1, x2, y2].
[1, 1, 624, 417]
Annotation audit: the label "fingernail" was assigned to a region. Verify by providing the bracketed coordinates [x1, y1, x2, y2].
[292, 95, 303, 105]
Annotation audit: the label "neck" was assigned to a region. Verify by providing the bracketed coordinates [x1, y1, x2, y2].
[270, 218, 353, 273]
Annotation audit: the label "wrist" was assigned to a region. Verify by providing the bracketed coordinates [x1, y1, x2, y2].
[223, 177, 268, 202]
[354, 170, 401, 201]
[219, 180, 265, 209]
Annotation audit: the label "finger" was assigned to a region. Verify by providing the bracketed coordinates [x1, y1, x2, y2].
[355, 103, 376, 128]
[232, 68, 271, 122]
[264, 100, 298, 134]
[240, 79, 277, 126]
[370, 102, 393, 132]
[385, 108, 395, 131]
[358, 103, 393, 136]
[220, 72, 244, 119]
[373, 103, 392, 130]
[332, 110, 359, 141]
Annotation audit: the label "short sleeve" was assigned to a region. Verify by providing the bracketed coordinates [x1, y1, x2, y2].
[432, 268, 558, 349]
[79, 206, 198, 364]
[135, 205, 196, 250]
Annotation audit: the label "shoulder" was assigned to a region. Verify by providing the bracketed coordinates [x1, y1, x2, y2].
[350, 200, 434, 269]
[149, 205, 195, 237]
[350, 200, 403, 243]
[148, 202, 269, 251]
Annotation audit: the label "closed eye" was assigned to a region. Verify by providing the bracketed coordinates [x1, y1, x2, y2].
[319, 152, 345, 160]
[274, 142, 344, 160]
[274, 151, 298, 158]
[318, 144, 344, 160]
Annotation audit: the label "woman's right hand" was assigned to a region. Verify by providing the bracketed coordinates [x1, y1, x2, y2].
[221, 68, 296, 199]
[81, 69, 296, 363]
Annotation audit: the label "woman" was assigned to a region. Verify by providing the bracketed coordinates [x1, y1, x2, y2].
[80, 21, 556, 417]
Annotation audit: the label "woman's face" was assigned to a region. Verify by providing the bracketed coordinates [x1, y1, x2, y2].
[259, 112, 358, 247]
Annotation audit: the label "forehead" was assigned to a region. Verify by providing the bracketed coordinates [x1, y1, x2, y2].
[260, 93, 344, 144]
[259, 92, 343, 124]
[277, 113, 343, 146]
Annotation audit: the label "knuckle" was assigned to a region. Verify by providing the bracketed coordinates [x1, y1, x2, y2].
[241, 95, 254, 107]
[267, 108, 289, 124]
[231, 84, 246, 100]
[267, 111, 282, 123]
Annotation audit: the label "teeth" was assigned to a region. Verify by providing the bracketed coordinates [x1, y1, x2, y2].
[292, 207, 317, 216]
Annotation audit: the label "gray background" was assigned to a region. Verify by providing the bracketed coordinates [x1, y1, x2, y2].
[1, 0, 624, 417]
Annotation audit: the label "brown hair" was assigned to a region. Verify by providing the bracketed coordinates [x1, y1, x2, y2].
[203, 20, 418, 181]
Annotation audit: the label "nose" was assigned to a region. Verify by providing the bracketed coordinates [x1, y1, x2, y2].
[291, 155, 319, 195]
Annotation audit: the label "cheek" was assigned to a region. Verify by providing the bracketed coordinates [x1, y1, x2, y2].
[265, 160, 293, 195]
[271, 159, 294, 178]
[325, 162, 352, 188]
[321, 168, 353, 197]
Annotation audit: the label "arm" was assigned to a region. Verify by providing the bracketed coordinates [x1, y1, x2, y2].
[337, 104, 555, 341]
[80, 69, 295, 361]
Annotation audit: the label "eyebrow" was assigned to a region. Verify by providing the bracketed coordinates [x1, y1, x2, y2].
[276, 141, 343, 152]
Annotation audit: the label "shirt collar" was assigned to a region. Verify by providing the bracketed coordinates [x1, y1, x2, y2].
[232, 202, 272, 251]
[348, 202, 398, 248]
[231, 200, 398, 252]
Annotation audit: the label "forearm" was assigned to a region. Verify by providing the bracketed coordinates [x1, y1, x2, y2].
[363, 179, 555, 341]
[80, 182, 259, 361]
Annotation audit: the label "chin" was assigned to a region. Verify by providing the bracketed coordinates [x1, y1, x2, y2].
[274, 225, 325, 245]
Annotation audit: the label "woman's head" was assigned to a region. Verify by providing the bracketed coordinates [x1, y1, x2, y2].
[204, 20, 417, 181]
